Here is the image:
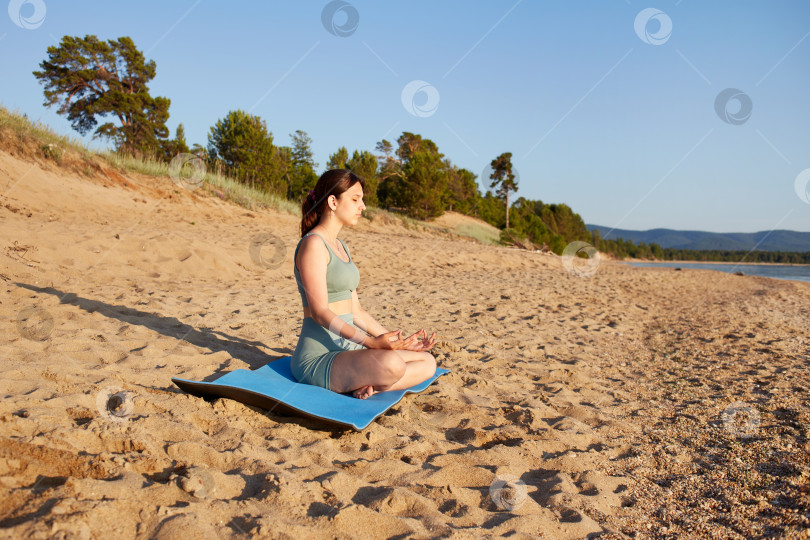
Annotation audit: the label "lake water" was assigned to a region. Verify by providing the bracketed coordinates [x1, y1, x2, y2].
[623, 262, 810, 283]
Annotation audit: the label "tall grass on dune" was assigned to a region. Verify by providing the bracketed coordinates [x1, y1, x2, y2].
[0, 103, 94, 159]
[455, 223, 501, 245]
[102, 151, 299, 215]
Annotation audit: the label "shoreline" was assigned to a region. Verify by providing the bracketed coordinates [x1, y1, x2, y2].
[620, 258, 810, 267]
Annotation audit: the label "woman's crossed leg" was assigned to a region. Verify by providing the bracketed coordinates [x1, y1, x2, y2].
[330, 348, 437, 399]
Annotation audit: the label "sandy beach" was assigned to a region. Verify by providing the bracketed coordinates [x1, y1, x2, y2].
[1, 148, 809, 539]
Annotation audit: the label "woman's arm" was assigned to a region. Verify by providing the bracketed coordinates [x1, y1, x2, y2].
[315, 308, 374, 347]
[354, 308, 389, 337]
[299, 237, 374, 348]
[351, 290, 389, 337]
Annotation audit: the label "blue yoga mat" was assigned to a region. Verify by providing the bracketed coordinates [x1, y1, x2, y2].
[172, 356, 450, 430]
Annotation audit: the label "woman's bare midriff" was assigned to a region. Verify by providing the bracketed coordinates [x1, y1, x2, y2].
[302, 298, 353, 319]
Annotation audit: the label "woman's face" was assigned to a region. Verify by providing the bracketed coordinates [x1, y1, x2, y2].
[333, 182, 365, 224]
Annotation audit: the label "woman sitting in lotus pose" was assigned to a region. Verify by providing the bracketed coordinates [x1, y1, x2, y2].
[291, 169, 438, 399]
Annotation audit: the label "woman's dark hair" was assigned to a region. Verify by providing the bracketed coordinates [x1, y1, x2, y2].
[301, 169, 365, 237]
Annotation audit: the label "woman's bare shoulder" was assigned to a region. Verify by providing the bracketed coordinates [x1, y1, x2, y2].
[297, 232, 329, 264]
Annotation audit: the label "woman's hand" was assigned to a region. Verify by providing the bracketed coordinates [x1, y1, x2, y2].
[366, 329, 437, 351]
[366, 329, 419, 350]
[402, 329, 437, 351]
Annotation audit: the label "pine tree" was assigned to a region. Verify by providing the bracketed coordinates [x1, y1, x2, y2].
[327, 146, 349, 170]
[207, 110, 279, 192]
[33, 34, 171, 157]
[488, 152, 518, 230]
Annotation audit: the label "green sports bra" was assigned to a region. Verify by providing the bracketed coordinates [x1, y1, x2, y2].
[294, 232, 360, 308]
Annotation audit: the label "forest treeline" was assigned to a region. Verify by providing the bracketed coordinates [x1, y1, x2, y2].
[593, 236, 810, 264]
[32, 34, 808, 263]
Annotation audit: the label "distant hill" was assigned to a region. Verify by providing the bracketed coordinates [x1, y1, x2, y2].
[586, 225, 810, 252]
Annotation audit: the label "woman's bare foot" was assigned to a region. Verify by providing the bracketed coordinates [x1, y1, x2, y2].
[352, 385, 376, 399]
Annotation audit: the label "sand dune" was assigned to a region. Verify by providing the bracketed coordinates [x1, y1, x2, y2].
[1, 149, 808, 538]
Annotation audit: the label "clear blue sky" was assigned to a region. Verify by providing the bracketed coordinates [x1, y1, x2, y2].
[2, 0, 809, 233]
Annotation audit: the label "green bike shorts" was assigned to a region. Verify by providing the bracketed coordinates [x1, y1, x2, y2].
[291, 312, 366, 391]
